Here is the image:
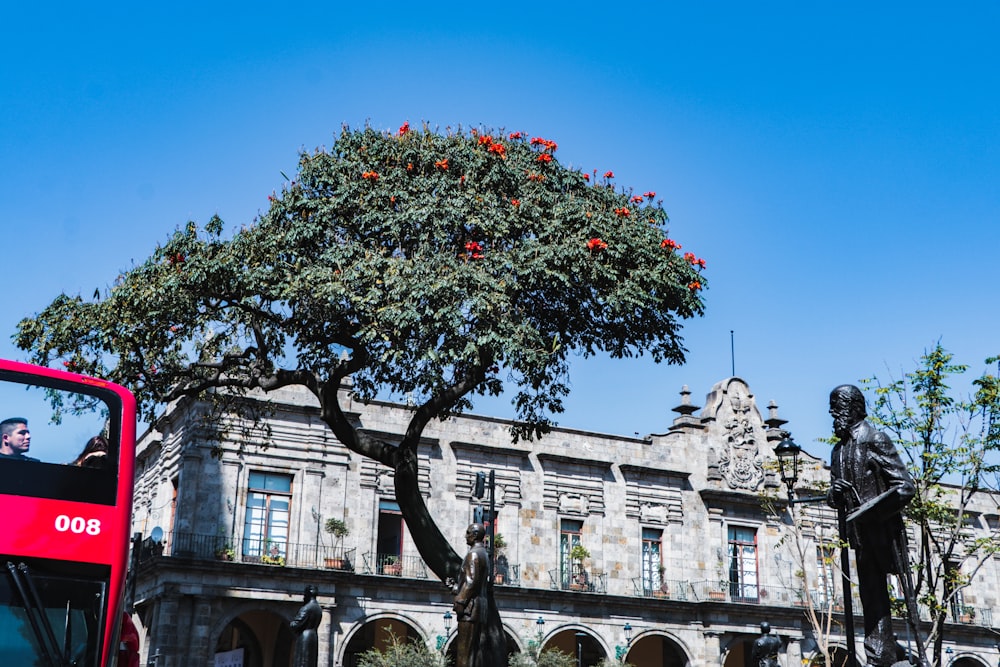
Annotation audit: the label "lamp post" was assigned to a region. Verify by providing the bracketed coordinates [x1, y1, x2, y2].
[615, 623, 633, 661]
[437, 611, 453, 652]
[575, 631, 586, 667]
[773, 436, 857, 667]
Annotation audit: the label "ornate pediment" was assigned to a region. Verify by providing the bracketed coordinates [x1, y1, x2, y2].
[701, 378, 767, 491]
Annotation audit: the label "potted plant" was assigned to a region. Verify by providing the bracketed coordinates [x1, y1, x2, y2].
[569, 544, 590, 590]
[493, 533, 508, 584]
[708, 579, 727, 600]
[324, 517, 350, 569]
[381, 555, 402, 576]
[215, 545, 235, 561]
[959, 605, 976, 623]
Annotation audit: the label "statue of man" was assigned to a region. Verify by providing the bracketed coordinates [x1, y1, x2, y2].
[750, 622, 781, 667]
[451, 523, 489, 667]
[827, 385, 915, 667]
[289, 585, 322, 667]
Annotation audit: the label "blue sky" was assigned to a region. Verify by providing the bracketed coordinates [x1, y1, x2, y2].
[2, 3, 998, 458]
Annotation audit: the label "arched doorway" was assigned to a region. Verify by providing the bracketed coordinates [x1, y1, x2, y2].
[215, 611, 292, 667]
[951, 656, 988, 667]
[543, 629, 606, 667]
[444, 628, 520, 664]
[342, 617, 422, 667]
[622, 632, 689, 667]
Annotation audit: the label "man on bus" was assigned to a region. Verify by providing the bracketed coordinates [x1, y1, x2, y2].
[0, 417, 38, 461]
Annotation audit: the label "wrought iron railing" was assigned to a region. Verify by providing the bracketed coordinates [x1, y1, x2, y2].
[631, 578, 692, 601]
[148, 531, 355, 570]
[548, 568, 607, 593]
[363, 552, 429, 578]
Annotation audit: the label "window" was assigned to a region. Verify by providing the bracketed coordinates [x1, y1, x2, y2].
[242, 472, 292, 561]
[641, 528, 664, 594]
[560, 519, 583, 588]
[727, 526, 758, 601]
[815, 543, 837, 606]
[377, 500, 404, 574]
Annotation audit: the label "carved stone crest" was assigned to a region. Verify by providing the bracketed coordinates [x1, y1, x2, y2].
[702, 379, 765, 490]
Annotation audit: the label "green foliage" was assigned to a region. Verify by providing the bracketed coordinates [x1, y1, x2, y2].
[861, 343, 1000, 661]
[509, 649, 575, 667]
[15, 124, 706, 442]
[569, 544, 590, 561]
[357, 629, 448, 667]
[325, 517, 349, 537]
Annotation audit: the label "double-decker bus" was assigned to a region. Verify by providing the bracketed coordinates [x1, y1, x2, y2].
[0, 358, 136, 666]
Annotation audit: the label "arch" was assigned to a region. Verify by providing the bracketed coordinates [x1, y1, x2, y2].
[213, 609, 292, 667]
[443, 625, 520, 664]
[622, 629, 692, 667]
[340, 613, 424, 667]
[541, 626, 609, 667]
[950, 655, 989, 667]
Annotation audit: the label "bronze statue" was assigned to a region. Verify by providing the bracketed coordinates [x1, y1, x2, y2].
[827, 385, 916, 667]
[750, 622, 781, 667]
[450, 523, 489, 667]
[289, 585, 322, 667]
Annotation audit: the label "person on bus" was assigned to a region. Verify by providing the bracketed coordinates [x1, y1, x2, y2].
[71, 434, 110, 468]
[0, 417, 38, 461]
[119, 612, 141, 667]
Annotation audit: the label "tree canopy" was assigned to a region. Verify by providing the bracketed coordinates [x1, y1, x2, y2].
[16, 123, 705, 584]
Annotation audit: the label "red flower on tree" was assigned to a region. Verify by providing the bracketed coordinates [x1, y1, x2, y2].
[630, 195, 644, 204]
[464, 241, 484, 259]
[511, 199, 520, 207]
[398, 121, 411, 136]
[683, 252, 696, 263]
[586, 238, 608, 252]
[582, 173, 590, 181]
[478, 135, 493, 146]
[435, 159, 449, 170]
[614, 207, 630, 217]
[362, 170, 379, 180]
[488, 142, 506, 158]
[660, 238, 681, 250]
[643, 191, 656, 199]
[688, 281, 702, 291]
[509, 131, 523, 140]
[604, 171, 614, 178]
[536, 153, 553, 163]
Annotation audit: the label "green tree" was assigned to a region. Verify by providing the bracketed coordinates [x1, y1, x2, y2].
[15, 123, 706, 665]
[508, 648, 575, 667]
[358, 630, 449, 667]
[862, 344, 1000, 666]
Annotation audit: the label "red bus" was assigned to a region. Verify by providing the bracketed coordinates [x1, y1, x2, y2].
[0, 358, 136, 666]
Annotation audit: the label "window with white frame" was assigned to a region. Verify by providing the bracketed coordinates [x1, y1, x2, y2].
[727, 525, 758, 601]
[242, 471, 292, 560]
[641, 528, 664, 593]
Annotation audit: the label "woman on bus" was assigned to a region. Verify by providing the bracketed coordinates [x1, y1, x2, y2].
[71, 434, 109, 468]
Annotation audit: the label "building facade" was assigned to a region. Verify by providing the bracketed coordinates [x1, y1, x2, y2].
[128, 377, 1000, 667]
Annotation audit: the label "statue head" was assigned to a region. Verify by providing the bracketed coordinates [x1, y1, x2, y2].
[830, 384, 866, 437]
[465, 523, 486, 545]
[303, 585, 317, 601]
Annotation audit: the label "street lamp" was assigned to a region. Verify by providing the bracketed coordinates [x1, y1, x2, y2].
[443, 611, 452, 633]
[773, 437, 801, 502]
[623, 623, 632, 644]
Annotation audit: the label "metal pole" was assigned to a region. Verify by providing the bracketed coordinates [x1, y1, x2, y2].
[837, 506, 857, 667]
[488, 470, 496, 584]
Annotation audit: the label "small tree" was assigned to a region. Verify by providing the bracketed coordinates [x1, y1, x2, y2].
[862, 344, 1000, 666]
[325, 517, 349, 547]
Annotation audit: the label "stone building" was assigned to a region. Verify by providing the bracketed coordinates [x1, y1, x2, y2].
[128, 377, 1000, 667]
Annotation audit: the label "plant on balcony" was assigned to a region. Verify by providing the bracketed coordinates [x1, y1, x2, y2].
[215, 545, 235, 561]
[261, 554, 285, 566]
[569, 544, 591, 589]
[324, 517, 351, 569]
[493, 533, 509, 584]
[381, 555, 402, 576]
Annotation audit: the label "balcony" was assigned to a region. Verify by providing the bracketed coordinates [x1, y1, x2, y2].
[548, 568, 607, 593]
[363, 552, 429, 578]
[145, 531, 355, 571]
[631, 578, 691, 601]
